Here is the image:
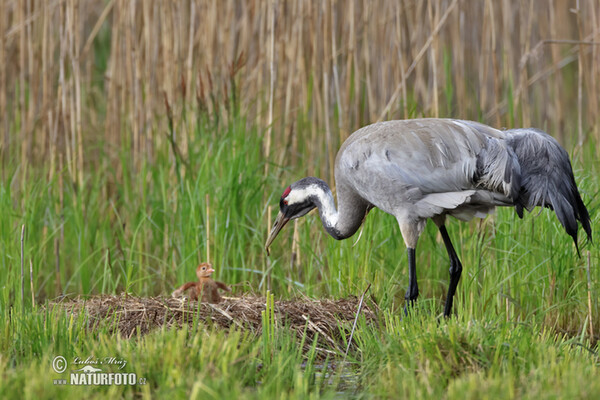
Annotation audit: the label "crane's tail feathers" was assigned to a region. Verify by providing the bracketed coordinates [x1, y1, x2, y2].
[506, 128, 592, 254]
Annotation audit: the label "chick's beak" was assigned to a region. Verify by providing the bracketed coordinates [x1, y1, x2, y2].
[265, 211, 290, 255]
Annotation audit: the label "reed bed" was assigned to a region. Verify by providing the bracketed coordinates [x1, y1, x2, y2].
[1, 0, 599, 181]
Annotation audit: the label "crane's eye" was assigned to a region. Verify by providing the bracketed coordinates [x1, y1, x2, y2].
[283, 200, 288, 205]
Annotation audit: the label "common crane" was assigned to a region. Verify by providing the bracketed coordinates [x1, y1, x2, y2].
[265, 119, 592, 317]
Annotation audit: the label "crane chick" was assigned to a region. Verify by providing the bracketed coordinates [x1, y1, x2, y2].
[265, 119, 592, 317]
[172, 262, 230, 304]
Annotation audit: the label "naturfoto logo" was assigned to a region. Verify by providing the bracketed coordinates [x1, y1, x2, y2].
[52, 355, 146, 386]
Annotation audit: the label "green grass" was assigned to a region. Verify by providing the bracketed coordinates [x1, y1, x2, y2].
[1, 90, 599, 398]
[1, 303, 598, 399]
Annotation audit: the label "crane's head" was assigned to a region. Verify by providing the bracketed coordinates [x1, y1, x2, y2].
[265, 178, 322, 254]
[196, 262, 214, 279]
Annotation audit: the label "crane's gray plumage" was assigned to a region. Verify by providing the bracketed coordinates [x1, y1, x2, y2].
[266, 118, 592, 316]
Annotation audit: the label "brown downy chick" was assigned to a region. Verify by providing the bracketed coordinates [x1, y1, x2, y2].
[172, 262, 230, 303]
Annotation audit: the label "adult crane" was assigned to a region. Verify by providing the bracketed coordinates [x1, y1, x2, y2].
[265, 119, 592, 317]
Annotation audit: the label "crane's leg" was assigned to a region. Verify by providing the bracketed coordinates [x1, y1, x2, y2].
[398, 220, 425, 315]
[438, 225, 463, 317]
[403, 247, 419, 315]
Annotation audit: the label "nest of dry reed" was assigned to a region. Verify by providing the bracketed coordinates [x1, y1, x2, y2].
[51, 294, 378, 354]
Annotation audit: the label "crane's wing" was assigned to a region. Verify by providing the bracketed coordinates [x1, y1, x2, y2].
[336, 119, 519, 220]
[505, 128, 592, 251]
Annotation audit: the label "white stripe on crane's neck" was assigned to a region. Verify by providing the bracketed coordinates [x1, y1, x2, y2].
[287, 183, 339, 229]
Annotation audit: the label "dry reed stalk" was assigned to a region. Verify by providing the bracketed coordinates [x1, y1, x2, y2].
[428, 0, 439, 118]
[362, 1, 375, 122]
[185, 2, 195, 106]
[549, 1, 563, 137]
[56, 3, 69, 186]
[103, 2, 118, 183]
[25, 0, 34, 160]
[43, 3, 51, 175]
[501, 0, 514, 125]
[281, 3, 294, 131]
[330, 0, 343, 134]
[323, 70, 333, 185]
[124, 2, 136, 172]
[488, 0, 502, 127]
[395, 2, 408, 120]
[71, 0, 84, 189]
[263, 0, 275, 179]
[480, 2, 491, 116]
[575, 0, 585, 146]
[18, 0, 27, 192]
[347, 0, 359, 125]
[450, 1, 465, 118]
[522, 0, 535, 128]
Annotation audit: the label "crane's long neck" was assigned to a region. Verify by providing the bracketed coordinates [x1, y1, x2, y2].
[310, 180, 368, 240]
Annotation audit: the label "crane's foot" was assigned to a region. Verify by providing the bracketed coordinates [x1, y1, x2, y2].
[403, 292, 419, 316]
[403, 302, 415, 317]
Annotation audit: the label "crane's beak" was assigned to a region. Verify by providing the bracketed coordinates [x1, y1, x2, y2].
[265, 211, 290, 255]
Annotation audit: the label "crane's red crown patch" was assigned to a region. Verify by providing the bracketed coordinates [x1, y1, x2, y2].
[282, 186, 291, 198]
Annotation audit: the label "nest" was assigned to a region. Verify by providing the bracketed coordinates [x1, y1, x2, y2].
[51, 294, 378, 355]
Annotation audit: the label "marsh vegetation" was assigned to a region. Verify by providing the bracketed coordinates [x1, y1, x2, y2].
[1, 1, 599, 398]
